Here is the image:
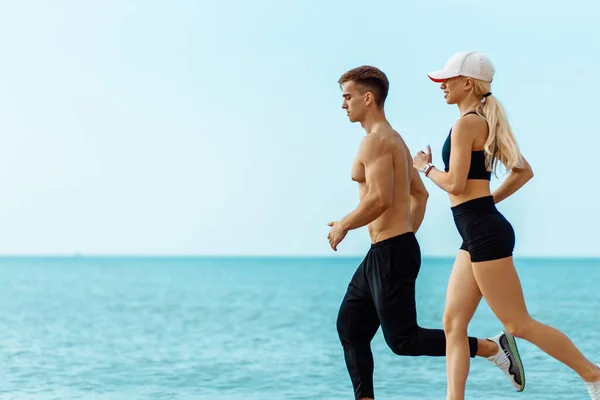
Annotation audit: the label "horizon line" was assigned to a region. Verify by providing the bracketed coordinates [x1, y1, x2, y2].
[0, 254, 599, 260]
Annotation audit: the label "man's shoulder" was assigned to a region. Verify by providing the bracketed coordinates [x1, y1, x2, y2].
[357, 132, 398, 162]
[359, 133, 390, 152]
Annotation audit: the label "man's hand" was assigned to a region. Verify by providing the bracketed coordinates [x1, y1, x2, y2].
[327, 221, 348, 251]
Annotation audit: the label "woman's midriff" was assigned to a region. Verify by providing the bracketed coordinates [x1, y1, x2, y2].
[448, 179, 492, 207]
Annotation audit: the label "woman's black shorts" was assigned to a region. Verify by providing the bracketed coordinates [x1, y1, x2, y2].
[451, 196, 515, 262]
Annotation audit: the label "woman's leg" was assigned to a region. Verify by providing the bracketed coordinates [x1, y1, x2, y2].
[443, 250, 483, 400]
[472, 256, 600, 383]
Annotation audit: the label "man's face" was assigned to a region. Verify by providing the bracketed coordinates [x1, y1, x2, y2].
[341, 81, 367, 123]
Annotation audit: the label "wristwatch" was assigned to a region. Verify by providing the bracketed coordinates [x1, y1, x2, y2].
[420, 163, 434, 176]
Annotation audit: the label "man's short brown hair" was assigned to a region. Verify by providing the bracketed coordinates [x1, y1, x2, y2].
[338, 66, 389, 108]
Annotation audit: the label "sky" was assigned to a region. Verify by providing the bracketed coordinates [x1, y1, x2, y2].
[0, 0, 598, 257]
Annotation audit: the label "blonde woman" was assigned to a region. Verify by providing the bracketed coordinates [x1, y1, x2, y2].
[412, 50, 600, 400]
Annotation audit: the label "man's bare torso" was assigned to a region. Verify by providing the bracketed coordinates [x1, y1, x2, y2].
[351, 127, 415, 244]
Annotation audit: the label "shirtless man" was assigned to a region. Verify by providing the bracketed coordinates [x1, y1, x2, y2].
[327, 66, 526, 400]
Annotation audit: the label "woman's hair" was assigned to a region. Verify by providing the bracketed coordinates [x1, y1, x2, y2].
[470, 79, 524, 175]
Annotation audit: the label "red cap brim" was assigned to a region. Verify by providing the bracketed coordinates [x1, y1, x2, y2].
[427, 70, 455, 83]
[427, 75, 446, 83]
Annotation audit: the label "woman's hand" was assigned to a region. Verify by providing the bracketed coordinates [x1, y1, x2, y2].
[412, 145, 432, 170]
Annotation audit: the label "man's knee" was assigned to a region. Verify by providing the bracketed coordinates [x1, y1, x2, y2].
[336, 307, 350, 341]
[336, 303, 359, 344]
[388, 337, 412, 355]
[383, 328, 415, 355]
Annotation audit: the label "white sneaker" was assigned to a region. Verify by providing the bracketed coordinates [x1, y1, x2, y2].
[486, 330, 526, 392]
[585, 365, 600, 399]
[586, 382, 600, 400]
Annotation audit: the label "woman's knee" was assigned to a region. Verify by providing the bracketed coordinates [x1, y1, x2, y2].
[502, 317, 535, 340]
[443, 309, 469, 336]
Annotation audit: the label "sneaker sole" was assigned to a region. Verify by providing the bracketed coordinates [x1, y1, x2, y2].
[503, 330, 526, 392]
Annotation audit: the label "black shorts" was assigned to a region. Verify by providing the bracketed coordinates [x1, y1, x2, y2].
[451, 196, 515, 262]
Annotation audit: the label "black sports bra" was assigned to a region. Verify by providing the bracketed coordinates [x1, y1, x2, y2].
[441, 110, 491, 181]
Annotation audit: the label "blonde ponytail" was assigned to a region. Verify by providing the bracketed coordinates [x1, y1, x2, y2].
[472, 81, 523, 175]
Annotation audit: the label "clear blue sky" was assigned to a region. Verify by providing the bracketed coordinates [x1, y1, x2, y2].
[0, 0, 597, 257]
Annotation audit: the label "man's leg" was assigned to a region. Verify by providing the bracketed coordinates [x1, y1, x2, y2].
[367, 234, 479, 358]
[337, 257, 381, 400]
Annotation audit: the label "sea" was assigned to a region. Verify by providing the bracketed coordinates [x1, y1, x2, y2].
[0, 256, 598, 400]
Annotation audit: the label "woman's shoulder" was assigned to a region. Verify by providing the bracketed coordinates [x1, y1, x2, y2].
[452, 113, 488, 141]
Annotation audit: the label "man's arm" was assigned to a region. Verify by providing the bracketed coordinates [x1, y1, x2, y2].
[409, 166, 429, 233]
[339, 137, 394, 232]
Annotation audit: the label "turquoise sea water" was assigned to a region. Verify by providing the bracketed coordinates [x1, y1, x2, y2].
[0, 256, 599, 399]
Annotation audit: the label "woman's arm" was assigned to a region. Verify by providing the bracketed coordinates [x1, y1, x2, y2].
[413, 117, 480, 195]
[492, 156, 534, 204]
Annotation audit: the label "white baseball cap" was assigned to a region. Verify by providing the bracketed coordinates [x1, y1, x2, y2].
[427, 50, 494, 83]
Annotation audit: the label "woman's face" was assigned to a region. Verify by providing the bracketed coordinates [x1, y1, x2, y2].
[440, 76, 469, 105]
